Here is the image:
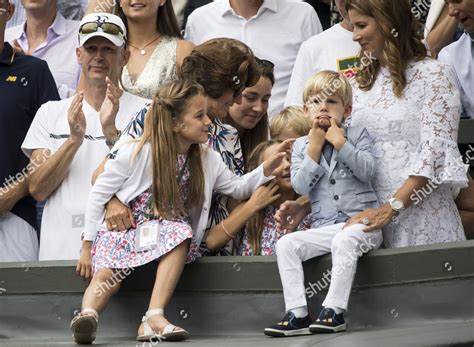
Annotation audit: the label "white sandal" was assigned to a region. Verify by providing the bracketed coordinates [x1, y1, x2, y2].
[70, 308, 99, 345]
[136, 308, 190, 342]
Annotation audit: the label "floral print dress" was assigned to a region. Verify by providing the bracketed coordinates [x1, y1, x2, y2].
[239, 205, 313, 256]
[200, 118, 245, 256]
[91, 154, 198, 273]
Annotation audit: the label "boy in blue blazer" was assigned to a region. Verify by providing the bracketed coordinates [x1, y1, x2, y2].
[265, 71, 383, 337]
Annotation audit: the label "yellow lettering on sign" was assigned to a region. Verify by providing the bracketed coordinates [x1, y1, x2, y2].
[6, 76, 17, 82]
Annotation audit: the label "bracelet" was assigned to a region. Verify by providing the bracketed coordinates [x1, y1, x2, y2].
[221, 221, 235, 239]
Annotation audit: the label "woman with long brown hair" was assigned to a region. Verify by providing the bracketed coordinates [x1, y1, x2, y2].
[224, 58, 275, 171]
[342, 0, 467, 247]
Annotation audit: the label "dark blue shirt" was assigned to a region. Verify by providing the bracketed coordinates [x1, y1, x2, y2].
[0, 42, 59, 228]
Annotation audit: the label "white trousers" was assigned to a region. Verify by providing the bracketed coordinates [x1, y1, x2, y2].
[276, 223, 382, 312]
[0, 212, 39, 262]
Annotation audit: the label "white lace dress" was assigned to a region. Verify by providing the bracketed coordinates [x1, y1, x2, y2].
[349, 59, 468, 248]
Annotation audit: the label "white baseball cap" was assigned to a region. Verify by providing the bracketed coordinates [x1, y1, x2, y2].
[78, 13, 127, 47]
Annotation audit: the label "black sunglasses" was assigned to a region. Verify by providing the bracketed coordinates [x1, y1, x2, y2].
[256, 57, 275, 70]
[79, 21, 125, 37]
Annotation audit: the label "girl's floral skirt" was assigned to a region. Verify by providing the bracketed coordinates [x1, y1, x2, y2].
[91, 218, 199, 273]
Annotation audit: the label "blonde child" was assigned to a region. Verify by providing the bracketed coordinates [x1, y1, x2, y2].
[265, 71, 382, 337]
[270, 106, 311, 141]
[71, 80, 285, 344]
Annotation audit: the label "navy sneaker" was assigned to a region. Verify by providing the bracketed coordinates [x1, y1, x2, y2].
[309, 308, 346, 333]
[264, 312, 312, 337]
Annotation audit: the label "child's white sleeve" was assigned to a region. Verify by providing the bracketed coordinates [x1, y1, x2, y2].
[82, 143, 136, 241]
[211, 150, 274, 200]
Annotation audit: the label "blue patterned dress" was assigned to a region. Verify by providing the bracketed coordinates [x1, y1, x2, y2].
[201, 118, 244, 256]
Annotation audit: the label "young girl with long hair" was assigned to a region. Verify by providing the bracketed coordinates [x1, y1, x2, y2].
[71, 80, 284, 344]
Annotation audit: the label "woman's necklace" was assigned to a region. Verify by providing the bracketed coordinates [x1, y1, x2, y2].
[128, 35, 161, 55]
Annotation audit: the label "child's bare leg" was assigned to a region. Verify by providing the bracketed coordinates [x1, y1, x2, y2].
[137, 239, 190, 335]
[81, 268, 123, 314]
[72, 268, 124, 344]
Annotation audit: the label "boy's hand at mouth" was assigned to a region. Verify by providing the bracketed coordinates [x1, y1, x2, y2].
[325, 118, 346, 151]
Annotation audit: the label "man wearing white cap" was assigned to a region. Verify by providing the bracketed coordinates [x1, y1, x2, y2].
[21, 13, 149, 261]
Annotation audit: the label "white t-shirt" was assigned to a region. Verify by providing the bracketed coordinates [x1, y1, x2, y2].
[438, 33, 474, 119]
[285, 23, 360, 107]
[185, 0, 322, 117]
[22, 92, 149, 261]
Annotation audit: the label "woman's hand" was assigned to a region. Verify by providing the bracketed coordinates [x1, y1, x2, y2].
[105, 196, 135, 231]
[343, 204, 396, 232]
[275, 196, 311, 232]
[247, 181, 281, 211]
[76, 241, 93, 281]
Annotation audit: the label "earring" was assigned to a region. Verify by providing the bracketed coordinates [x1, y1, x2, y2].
[180, 123, 187, 131]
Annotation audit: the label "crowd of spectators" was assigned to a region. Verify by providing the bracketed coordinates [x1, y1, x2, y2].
[0, 0, 472, 343]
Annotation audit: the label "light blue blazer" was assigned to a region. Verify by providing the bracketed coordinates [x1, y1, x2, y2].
[291, 126, 380, 228]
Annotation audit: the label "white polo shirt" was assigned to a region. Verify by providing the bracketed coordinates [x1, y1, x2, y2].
[438, 33, 474, 119]
[184, 0, 322, 117]
[285, 23, 360, 107]
[21, 92, 149, 261]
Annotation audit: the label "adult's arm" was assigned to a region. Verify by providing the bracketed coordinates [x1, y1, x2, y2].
[206, 182, 280, 251]
[28, 94, 86, 201]
[0, 177, 30, 216]
[426, 5, 459, 55]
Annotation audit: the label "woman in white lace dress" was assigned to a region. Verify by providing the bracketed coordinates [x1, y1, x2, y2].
[343, 0, 468, 248]
[115, 0, 195, 99]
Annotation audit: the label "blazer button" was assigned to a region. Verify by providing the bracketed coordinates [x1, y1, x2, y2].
[315, 175, 319, 179]
[330, 179, 336, 184]
[334, 195, 339, 201]
[310, 183, 314, 187]
[312, 178, 316, 183]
